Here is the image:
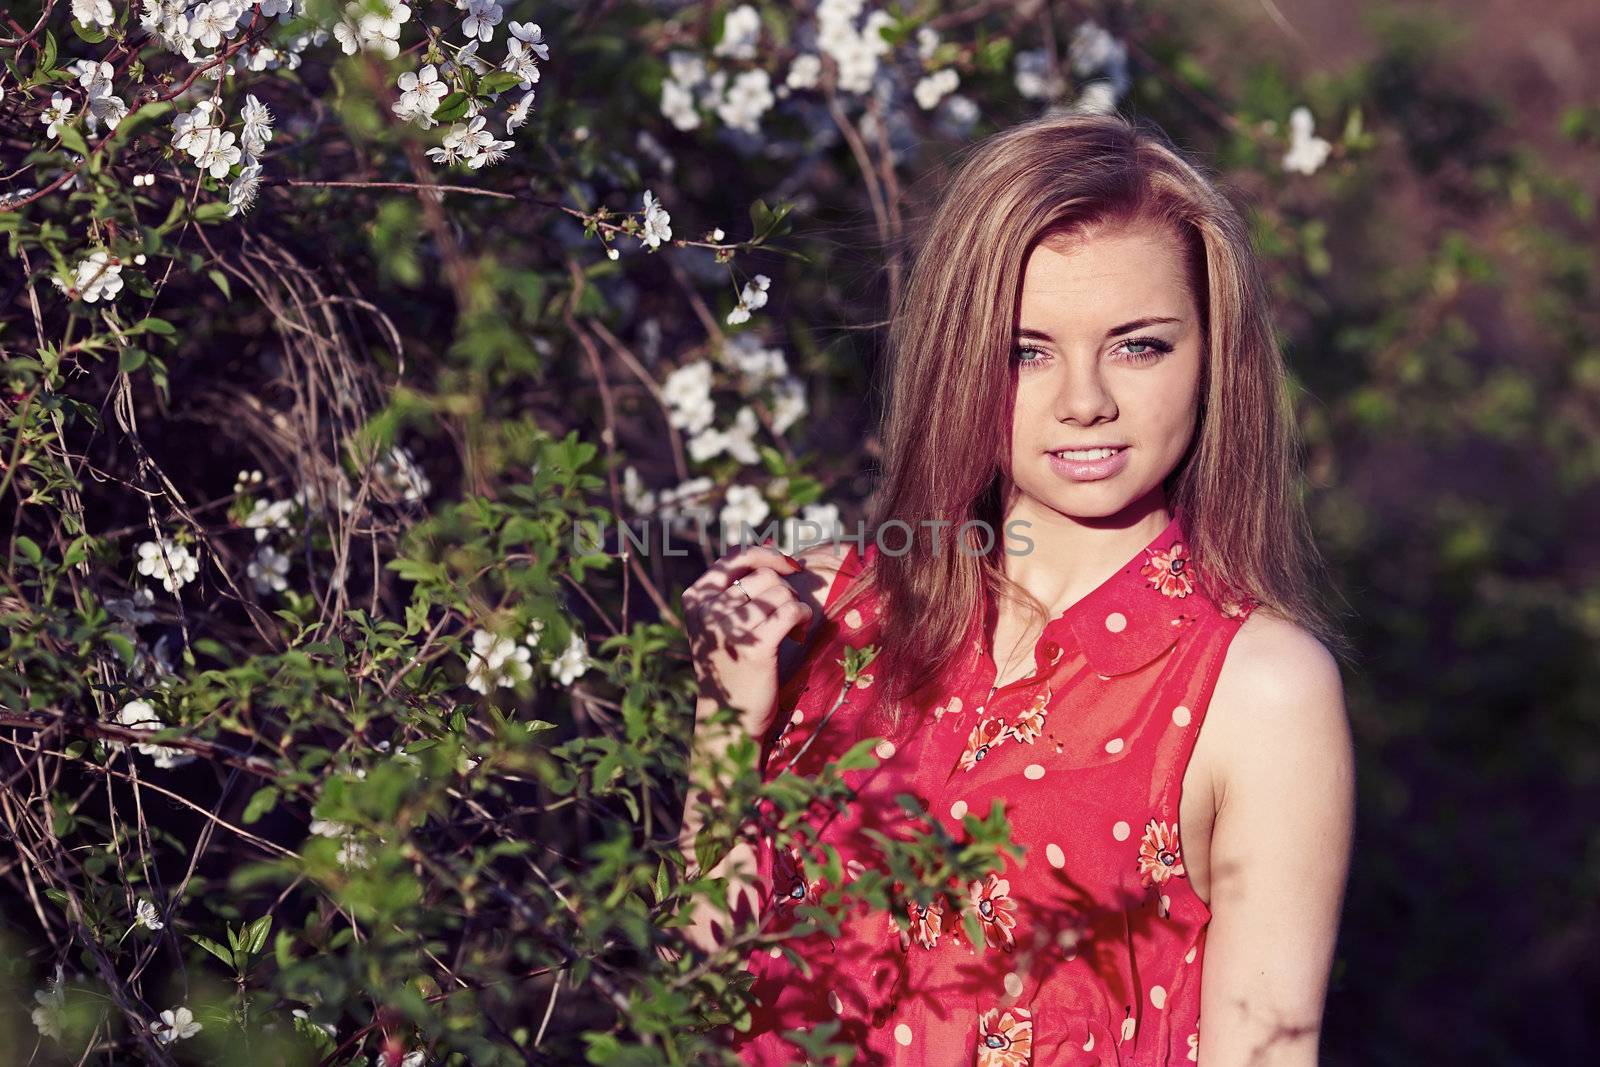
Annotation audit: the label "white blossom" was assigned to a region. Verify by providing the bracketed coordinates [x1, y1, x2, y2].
[31, 966, 66, 1040]
[667, 51, 706, 88]
[461, 0, 501, 42]
[817, 2, 893, 95]
[226, 161, 263, 216]
[1283, 105, 1332, 175]
[153, 1006, 202, 1044]
[134, 898, 165, 931]
[135, 537, 199, 592]
[914, 68, 959, 111]
[785, 53, 821, 91]
[689, 405, 761, 465]
[662, 359, 714, 434]
[244, 496, 294, 541]
[171, 100, 222, 155]
[114, 700, 195, 769]
[57, 249, 124, 303]
[240, 93, 274, 155]
[639, 188, 672, 249]
[75, 62, 127, 133]
[725, 273, 771, 326]
[464, 628, 532, 693]
[393, 64, 448, 127]
[719, 483, 770, 542]
[715, 68, 774, 135]
[1013, 48, 1064, 101]
[721, 334, 787, 389]
[780, 501, 843, 553]
[73, 0, 116, 27]
[195, 128, 242, 178]
[551, 631, 591, 687]
[1068, 21, 1128, 86]
[41, 93, 75, 139]
[769, 375, 808, 435]
[506, 90, 536, 133]
[916, 25, 940, 60]
[507, 20, 549, 59]
[622, 466, 656, 515]
[656, 476, 715, 528]
[713, 3, 760, 60]
[374, 446, 431, 501]
[502, 36, 543, 90]
[247, 544, 290, 593]
[660, 77, 699, 131]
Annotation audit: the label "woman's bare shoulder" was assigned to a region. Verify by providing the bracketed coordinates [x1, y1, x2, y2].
[1207, 607, 1351, 798]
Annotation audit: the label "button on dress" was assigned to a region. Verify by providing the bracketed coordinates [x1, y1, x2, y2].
[726, 509, 1259, 1066]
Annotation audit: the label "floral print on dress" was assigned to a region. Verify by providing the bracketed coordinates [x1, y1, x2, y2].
[1142, 541, 1195, 599]
[737, 511, 1240, 1067]
[773, 845, 827, 909]
[968, 872, 1019, 951]
[910, 894, 946, 949]
[976, 1006, 1033, 1067]
[1136, 819, 1186, 888]
[1004, 687, 1051, 744]
[958, 717, 1008, 772]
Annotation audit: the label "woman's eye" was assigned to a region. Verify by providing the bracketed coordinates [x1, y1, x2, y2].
[1013, 345, 1050, 370]
[1118, 338, 1173, 364]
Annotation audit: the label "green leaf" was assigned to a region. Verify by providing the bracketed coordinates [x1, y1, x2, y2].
[245, 914, 273, 955]
[72, 20, 108, 43]
[477, 71, 522, 95]
[15, 536, 42, 565]
[433, 91, 470, 123]
[207, 268, 231, 298]
[40, 30, 58, 75]
[58, 124, 89, 156]
[194, 201, 232, 223]
[241, 787, 279, 824]
[133, 316, 176, 336]
[118, 347, 148, 373]
[189, 933, 235, 969]
[103, 632, 136, 667]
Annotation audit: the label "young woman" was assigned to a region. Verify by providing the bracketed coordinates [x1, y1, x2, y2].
[678, 112, 1356, 1066]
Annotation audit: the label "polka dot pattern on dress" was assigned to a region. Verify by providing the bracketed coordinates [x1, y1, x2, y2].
[739, 513, 1248, 1066]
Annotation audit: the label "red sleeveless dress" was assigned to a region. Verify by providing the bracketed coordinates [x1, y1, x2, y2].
[726, 510, 1258, 1066]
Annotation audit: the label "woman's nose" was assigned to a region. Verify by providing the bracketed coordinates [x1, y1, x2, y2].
[1053, 362, 1118, 425]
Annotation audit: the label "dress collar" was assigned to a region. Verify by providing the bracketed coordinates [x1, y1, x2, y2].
[1042, 507, 1212, 678]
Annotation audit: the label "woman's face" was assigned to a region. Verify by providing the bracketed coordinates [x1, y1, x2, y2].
[1006, 216, 1204, 523]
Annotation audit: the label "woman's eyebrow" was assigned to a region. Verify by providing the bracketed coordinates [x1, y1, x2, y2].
[1016, 316, 1184, 342]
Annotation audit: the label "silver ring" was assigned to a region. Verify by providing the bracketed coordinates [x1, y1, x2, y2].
[733, 578, 752, 603]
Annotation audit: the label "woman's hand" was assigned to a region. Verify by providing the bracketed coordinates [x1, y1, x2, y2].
[681, 543, 814, 746]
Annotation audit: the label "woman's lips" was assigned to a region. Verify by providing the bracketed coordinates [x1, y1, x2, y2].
[1046, 446, 1130, 482]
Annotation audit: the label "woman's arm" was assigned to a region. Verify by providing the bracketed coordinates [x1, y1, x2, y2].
[1196, 613, 1356, 1066]
[674, 543, 853, 956]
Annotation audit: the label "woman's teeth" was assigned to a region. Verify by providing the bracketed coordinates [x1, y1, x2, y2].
[1052, 447, 1122, 460]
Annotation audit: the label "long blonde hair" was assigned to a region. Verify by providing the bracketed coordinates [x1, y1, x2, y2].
[828, 110, 1349, 739]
